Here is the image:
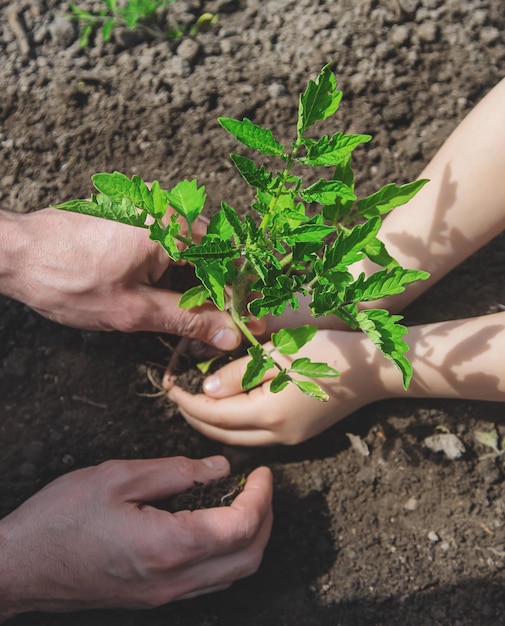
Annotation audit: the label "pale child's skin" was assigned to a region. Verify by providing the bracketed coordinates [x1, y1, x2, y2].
[168, 76, 505, 446]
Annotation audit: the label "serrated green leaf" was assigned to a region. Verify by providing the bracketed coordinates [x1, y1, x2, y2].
[272, 325, 318, 354]
[178, 284, 210, 309]
[231, 154, 273, 190]
[297, 65, 342, 137]
[221, 201, 245, 242]
[322, 154, 356, 224]
[180, 239, 237, 262]
[194, 259, 226, 311]
[70, 4, 92, 18]
[324, 217, 381, 270]
[52, 195, 147, 228]
[345, 268, 430, 303]
[149, 220, 180, 261]
[165, 179, 206, 226]
[301, 132, 372, 166]
[270, 370, 291, 394]
[249, 292, 296, 319]
[207, 209, 234, 240]
[283, 218, 335, 244]
[357, 179, 429, 218]
[356, 309, 412, 389]
[242, 345, 275, 389]
[151, 180, 167, 219]
[363, 237, 399, 269]
[91, 171, 161, 216]
[219, 117, 285, 156]
[300, 178, 356, 205]
[292, 379, 329, 401]
[289, 357, 340, 378]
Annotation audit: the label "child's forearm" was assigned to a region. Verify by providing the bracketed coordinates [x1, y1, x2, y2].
[380, 311, 505, 402]
[359, 76, 505, 313]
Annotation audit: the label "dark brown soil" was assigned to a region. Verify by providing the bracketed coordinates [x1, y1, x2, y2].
[1, 1, 505, 624]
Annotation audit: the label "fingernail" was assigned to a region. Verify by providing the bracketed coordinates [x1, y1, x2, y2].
[211, 327, 239, 351]
[202, 455, 228, 471]
[203, 374, 221, 394]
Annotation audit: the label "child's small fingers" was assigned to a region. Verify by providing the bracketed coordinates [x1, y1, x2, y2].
[201, 358, 248, 398]
[201, 347, 277, 399]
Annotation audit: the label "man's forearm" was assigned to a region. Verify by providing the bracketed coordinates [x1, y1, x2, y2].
[0, 210, 28, 303]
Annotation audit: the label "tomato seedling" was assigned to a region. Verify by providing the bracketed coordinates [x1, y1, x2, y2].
[54, 65, 429, 401]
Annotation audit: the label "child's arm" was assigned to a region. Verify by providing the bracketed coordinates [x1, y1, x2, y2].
[168, 311, 505, 446]
[258, 75, 505, 335]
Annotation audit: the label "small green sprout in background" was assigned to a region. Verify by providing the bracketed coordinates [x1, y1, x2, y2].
[69, 0, 217, 47]
[54, 65, 430, 401]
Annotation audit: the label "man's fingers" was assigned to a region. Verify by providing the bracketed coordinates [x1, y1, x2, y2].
[157, 467, 273, 600]
[102, 456, 231, 503]
[130, 288, 241, 351]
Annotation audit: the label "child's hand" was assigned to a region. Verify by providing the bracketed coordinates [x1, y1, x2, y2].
[167, 330, 392, 446]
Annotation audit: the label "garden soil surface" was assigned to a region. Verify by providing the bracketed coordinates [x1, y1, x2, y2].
[1, 1, 505, 624]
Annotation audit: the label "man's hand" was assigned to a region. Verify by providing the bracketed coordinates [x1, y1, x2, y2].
[0, 208, 241, 350]
[0, 456, 273, 620]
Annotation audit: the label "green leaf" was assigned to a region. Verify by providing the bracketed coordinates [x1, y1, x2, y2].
[282, 218, 335, 244]
[242, 345, 275, 390]
[178, 284, 209, 309]
[231, 154, 273, 190]
[149, 219, 180, 261]
[194, 260, 226, 310]
[207, 209, 234, 241]
[272, 325, 318, 355]
[356, 309, 412, 389]
[345, 268, 430, 303]
[289, 357, 340, 378]
[221, 201, 245, 242]
[249, 275, 302, 318]
[322, 154, 355, 223]
[363, 237, 399, 269]
[151, 180, 168, 219]
[249, 291, 296, 318]
[91, 172, 158, 215]
[269, 370, 291, 394]
[292, 379, 329, 401]
[180, 239, 237, 262]
[297, 64, 342, 137]
[323, 217, 381, 270]
[218, 117, 285, 156]
[165, 179, 206, 226]
[52, 196, 147, 228]
[357, 179, 429, 218]
[300, 179, 356, 205]
[301, 132, 372, 166]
